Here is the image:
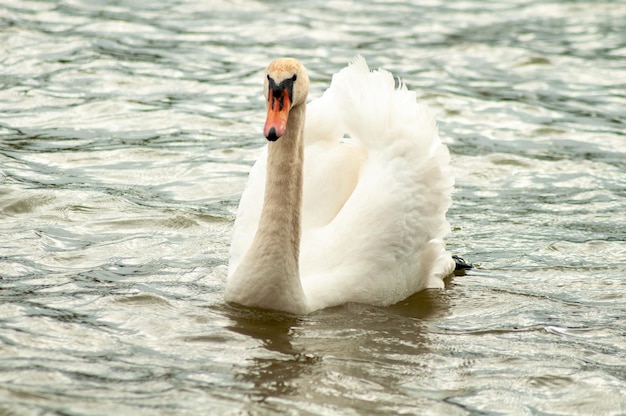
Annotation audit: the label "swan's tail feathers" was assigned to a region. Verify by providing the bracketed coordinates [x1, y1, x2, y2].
[328, 56, 441, 159]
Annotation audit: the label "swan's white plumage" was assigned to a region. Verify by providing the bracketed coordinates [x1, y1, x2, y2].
[227, 56, 454, 314]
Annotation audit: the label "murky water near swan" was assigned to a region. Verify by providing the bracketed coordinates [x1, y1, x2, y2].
[1, 1, 625, 414]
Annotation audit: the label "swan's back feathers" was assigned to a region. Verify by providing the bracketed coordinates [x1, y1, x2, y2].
[325, 56, 441, 157]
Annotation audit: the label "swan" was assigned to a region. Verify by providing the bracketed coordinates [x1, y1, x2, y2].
[225, 57, 455, 314]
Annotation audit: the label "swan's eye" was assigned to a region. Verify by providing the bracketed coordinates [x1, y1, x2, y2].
[291, 74, 297, 82]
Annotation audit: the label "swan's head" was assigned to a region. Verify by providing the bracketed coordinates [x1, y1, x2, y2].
[263, 58, 309, 141]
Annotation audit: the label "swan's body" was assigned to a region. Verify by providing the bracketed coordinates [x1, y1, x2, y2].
[225, 57, 455, 314]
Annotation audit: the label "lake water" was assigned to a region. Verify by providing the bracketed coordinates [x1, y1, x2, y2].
[1, 0, 625, 414]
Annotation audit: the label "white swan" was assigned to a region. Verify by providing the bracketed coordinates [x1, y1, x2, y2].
[225, 57, 455, 314]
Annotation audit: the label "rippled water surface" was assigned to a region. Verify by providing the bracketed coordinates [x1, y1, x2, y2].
[1, 0, 625, 414]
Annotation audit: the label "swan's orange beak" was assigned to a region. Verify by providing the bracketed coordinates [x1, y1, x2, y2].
[263, 88, 291, 141]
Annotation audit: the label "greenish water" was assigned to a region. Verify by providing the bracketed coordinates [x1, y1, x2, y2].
[1, 1, 625, 414]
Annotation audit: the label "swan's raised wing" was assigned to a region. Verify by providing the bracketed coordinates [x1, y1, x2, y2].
[299, 57, 455, 310]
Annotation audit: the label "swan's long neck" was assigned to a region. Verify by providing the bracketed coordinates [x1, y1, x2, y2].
[226, 103, 308, 314]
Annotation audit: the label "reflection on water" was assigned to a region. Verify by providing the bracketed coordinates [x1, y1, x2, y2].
[225, 307, 312, 400]
[1, 0, 625, 414]
[226, 307, 302, 355]
[223, 288, 454, 409]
